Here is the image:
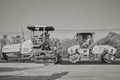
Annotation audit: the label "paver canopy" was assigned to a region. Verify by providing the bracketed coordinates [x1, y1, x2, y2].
[27, 26, 55, 31]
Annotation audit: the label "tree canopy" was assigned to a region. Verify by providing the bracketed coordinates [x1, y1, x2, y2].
[95, 32, 120, 57]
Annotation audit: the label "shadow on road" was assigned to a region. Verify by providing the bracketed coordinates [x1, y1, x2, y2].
[0, 71, 69, 80]
[0, 67, 28, 72]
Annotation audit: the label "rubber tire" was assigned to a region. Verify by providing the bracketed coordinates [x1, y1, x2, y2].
[54, 56, 58, 64]
[34, 58, 39, 63]
[68, 53, 80, 63]
[101, 50, 115, 64]
[2, 53, 8, 60]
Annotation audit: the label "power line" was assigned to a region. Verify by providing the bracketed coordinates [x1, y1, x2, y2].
[55, 28, 120, 31]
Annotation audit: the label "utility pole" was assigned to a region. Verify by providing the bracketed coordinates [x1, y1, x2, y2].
[21, 27, 25, 42]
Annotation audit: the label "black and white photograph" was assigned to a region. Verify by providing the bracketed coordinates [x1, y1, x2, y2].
[0, 0, 120, 80]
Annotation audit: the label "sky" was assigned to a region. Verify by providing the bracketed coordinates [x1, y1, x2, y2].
[0, 0, 120, 41]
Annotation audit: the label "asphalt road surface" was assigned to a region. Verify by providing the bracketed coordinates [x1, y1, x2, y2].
[0, 61, 120, 80]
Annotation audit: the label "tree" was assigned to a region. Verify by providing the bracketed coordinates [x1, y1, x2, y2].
[0, 35, 9, 59]
[11, 36, 16, 44]
[1, 35, 9, 46]
[95, 32, 120, 58]
[16, 35, 21, 43]
[11, 35, 21, 44]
